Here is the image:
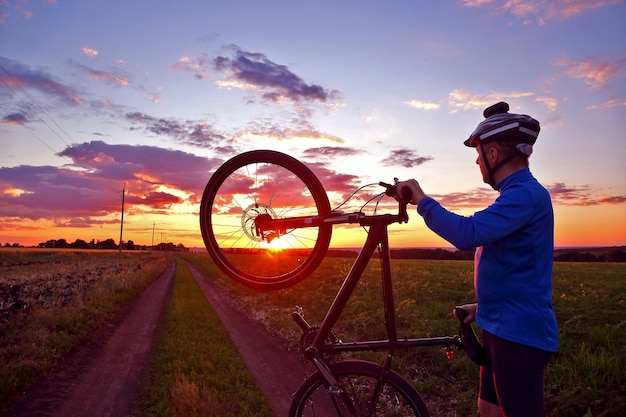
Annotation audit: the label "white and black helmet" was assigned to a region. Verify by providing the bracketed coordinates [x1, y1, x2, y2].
[464, 101, 540, 150]
[467, 102, 541, 188]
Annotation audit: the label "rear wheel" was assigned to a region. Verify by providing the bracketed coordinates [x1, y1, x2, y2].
[200, 150, 332, 290]
[289, 360, 430, 417]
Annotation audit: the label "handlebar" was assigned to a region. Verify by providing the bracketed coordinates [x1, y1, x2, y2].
[255, 179, 412, 237]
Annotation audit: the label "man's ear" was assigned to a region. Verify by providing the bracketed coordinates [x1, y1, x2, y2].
[488, 145, 499, 164]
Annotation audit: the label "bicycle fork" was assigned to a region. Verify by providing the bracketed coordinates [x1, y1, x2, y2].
[293, 308, 359, 415]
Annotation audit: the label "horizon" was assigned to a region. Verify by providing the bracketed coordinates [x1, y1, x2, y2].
[1, 1, 625, 249]
[4, 238, 625, 253]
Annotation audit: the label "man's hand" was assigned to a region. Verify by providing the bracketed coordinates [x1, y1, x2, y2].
[453, 303, 478, 324]
[395, 179, 427, 205]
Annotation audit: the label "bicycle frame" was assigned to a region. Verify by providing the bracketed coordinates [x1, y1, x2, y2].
[282, 201, 463, 389]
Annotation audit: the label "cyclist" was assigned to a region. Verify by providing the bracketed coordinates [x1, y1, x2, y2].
[397, 102, 558, 417]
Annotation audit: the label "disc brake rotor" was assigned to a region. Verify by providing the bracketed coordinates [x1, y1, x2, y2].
[241, 202, 276, 242]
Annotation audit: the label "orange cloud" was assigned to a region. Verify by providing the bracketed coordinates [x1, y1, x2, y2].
[404, 100, 439, 110]
[554, 57, 620, 89]
[447, 89, 535, 111]
[81, 47, 99, 57]
[585, 97, 626, 110]
[86, 68, 130, 87]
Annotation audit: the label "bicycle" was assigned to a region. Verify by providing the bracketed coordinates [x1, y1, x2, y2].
[200, 150, 487, 416]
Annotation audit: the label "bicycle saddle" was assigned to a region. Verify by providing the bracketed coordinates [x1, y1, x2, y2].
[454, 307, 489, 367]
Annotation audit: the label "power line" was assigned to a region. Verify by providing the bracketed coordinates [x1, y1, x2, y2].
[0, 63, 78, 151]
[19, 123, 58, 153]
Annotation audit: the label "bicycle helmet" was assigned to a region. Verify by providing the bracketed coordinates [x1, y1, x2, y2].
[465, 102, 541, 188]
[464, 101, 540, 150]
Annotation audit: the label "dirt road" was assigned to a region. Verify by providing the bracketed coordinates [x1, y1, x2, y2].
[10, 263, 176, 417]
[188, 263, 305, 416]
[9, 261, 305, 417]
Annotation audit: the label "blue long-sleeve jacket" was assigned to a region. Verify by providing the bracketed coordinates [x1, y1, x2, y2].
[417, 168, 558, 352]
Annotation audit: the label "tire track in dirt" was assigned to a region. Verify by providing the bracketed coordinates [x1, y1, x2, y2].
[11, 261, 309, 417]
[187, 263, 307, 416]
[9, 262, 176, 417]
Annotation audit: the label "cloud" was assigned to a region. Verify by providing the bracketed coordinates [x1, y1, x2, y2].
[1, 112, 28, 124]
[0, 165, 121, 220]
[125, 112, 232, 151]
[171, 46, 341, 105]
[553, 57, 621, 89]
[460, 0, 623, 23]
[435, 188, 498, 209]
[213, 46, 340, 104]
[429, 182, 626, 210]
[125, 109, 343, 154]
[547, 182, 626, 206]
[585, 97, 626, 110]
[236, 117, 345, 144]
[447, 89, 536, 111]
[535, 96, 559, 111]
[58, 140, 220, 198]
[126, 191, 183, 209]
[301, 147, 364, 160]
[305, 162, 363, 201]
[0, 0, 57, 24]
[169, 55, 213, 79]
[380, 149, 434, 168]
[81, 47, 99, 57]
[548, 0, 623, 18]
[404, 100, 439, 110]
[408, 90, 555, 113]
[0, 141, 221, 222]
[0, 56, 82, 105]
[76, 63, 131, 87]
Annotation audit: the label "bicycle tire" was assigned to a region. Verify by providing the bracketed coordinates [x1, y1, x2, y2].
[289, 360, 430, 417]
[200, 150, 332, 290]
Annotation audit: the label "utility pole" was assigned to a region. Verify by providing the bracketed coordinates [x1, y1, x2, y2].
[151, 221, 155, 248]
[119, 183, 125, 253]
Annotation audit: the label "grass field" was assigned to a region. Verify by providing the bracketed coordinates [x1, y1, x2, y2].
[182, 252, 626, 417]
[1, 248, 624, 417]
[0, 248, 174, 416]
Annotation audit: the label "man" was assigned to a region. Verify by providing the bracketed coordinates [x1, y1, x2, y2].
[398, 102, 558, 417]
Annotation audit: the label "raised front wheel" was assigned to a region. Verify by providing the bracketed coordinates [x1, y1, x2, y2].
[200, 150, 332, 290]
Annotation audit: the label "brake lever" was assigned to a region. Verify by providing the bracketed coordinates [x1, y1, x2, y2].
[379, 179, 410, 224]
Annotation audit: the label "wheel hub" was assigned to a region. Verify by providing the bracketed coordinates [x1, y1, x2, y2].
[241, 202, 278, 242]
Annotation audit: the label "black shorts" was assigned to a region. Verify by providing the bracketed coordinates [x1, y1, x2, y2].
[479, 330, 552, 417]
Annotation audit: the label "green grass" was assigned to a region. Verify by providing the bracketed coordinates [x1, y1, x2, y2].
[546, 263, 626, 417]
[130, 258, 273, 417]
[182, 253, 626, 417]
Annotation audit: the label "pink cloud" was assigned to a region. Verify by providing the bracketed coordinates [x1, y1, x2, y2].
[0, 141, 221, 222]
[0, 56, 82, 105]
[554, 57, 621, 89]
[461, 0, 623, 23]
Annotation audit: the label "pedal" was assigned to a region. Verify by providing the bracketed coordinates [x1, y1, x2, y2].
[292, 306, 312, 331]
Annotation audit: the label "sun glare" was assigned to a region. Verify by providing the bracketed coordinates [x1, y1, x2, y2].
[266, 236, 289, 251]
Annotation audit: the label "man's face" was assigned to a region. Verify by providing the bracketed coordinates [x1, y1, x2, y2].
[476, 144, 490, 184]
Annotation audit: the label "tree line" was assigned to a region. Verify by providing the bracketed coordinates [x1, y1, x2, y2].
[2, 238, 188, 252]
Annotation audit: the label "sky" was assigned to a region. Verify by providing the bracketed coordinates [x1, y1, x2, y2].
[1, 0, 625, 250]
